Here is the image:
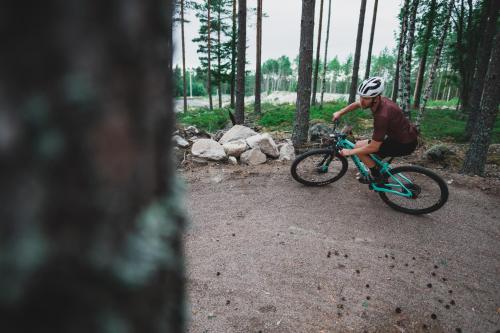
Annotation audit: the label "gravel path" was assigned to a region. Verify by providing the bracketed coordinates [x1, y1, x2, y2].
[181, 162, 500, 333]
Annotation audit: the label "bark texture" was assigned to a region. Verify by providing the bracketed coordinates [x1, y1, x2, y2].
[235, 0, 247, 124]
[208, 0, 214, 110]
[461, 27, 500, 175]
[0, 0, 185, 331]
[311, 0, 324, 106]
[320, 0, 333, 107]
[255, 0, 263, 115]
[348, 0, 367, 104]
[464, 0, 498, 139]
[393, 0, 409, 102]
[292, 0, 316, 146]
[365, 0, 379, 79]
[402, 0, 419, 118]
[230, 0, 237, 108]
[181, 0, 188, 112]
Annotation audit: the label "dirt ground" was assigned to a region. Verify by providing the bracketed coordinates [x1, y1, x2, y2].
[179, 159, 500, 333]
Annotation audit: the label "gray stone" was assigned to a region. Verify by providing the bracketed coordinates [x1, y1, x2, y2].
[309, 123, 332, 142]
[185, 125, 199, 136]
[240, 148, 267, 165]
[228, 156, 238, 165]
[223, 139, 248, 157]
[278, 143, 296, 161]
[213, 130, 226, 142]
[219, 125, 258, 144]
[172, 135, 189, 148]
[246, 133, 279, 158]
[425, 144, 455, 162]
[191, 139, 226, 161]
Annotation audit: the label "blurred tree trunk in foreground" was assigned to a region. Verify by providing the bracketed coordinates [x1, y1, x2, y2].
[0, 1, 185, 332]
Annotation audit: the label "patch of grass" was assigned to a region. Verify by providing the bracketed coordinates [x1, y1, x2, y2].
[176, 107, 229, 132]
[258, 101, 352, 131]
[426, 98, 459, 109]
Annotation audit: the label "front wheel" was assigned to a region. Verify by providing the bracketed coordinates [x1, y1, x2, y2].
[291, 148, 348, 186]
[378, 166, 449, 215]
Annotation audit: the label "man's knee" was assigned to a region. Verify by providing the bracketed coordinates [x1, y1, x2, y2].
[355, 139, 370, 148]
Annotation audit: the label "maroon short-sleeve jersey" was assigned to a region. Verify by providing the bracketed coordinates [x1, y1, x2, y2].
[371, 97, 418, 143]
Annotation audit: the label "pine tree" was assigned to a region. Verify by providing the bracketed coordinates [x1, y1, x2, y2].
[415, 0, 454, 128]
[292, 0, 316, 146]
[348, 0, 367, 104]
[365, 0, 379, 79]
[461, 26, 500, 175]
[320, 0, 333, 107]
[392, 0, 409, 102]
[464, 0, 498, 139]
[413, 0, 437, 109]
[402, 0, 419, 118]
[255, 0, 263, 115]
[311, 0, 324, 106]
[235, 0, 247, 124]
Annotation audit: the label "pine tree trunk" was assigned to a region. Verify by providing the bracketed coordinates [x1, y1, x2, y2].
[0, 1, 185, 331]
[207, 0, 213, 110]
[311, 0, 324, 106]
[320, 0, 332, 107]
[365, 0, 378, 79]
[402, 0, 419, 118]
[415, 0, 453, 128]
[255, 0, 263, 115]
[235, 0, 247, 124]
[348, 0, 367, 104]
[413, 0, 436, 108]
[461, 28, 500, 175]
[217, 8, 223, 108]
[181, 0, 188, 112]
[465, 0, 498, 140]
[292, 0, 316, 146]
[230, 0, 237, 109]
[392, 0, 409, 102]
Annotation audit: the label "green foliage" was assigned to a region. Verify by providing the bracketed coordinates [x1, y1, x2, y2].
[176, 107, 229, 132]
[425, 98, 459, 108]
[176, 101, 500, 144]
[416, 108, 500, 143]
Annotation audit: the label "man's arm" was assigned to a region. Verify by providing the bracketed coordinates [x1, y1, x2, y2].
[332, 101, 361, 121]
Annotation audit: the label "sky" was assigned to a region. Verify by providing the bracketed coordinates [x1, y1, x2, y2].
[173, 0, 402, 69]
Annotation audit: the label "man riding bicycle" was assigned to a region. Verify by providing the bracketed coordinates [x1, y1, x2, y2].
[332, 77, 418, 184]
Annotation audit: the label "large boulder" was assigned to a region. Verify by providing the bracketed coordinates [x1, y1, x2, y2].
[223, 139, 248, 157]
[219, 125, 258, 144]
[278, 142, 296, 161]
[240, 148, 267, 165]
[246, 133, 279, 158]
[309, 123, 332, 142]
[191, 139, 226, 161]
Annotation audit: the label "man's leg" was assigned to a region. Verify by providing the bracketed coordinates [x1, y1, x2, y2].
[354, 139, 382, 182]
[354, 140, 376, 168]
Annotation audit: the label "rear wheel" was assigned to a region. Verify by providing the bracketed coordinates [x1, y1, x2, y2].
[291, 148, 348, 186]
[378, 166, 448, 215]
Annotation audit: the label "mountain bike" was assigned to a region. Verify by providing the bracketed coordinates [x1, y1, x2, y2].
[290, 121, 449, 215]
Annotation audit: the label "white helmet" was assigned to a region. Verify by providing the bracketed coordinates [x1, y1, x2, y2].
[357, 77, 385, 97]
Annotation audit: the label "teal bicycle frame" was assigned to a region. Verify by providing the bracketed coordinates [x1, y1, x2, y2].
[335, 137, 415, 198]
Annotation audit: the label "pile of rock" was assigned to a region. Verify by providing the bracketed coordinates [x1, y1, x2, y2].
[172, 125, 295, 166]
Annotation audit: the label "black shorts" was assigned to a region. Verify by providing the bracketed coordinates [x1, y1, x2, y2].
[369, 138, 418, 158]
